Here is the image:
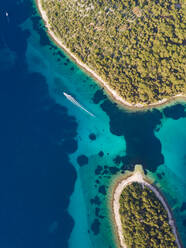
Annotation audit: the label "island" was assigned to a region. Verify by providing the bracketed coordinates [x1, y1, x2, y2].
[112, 165, 182, 248]
[36, 0, 185, 109]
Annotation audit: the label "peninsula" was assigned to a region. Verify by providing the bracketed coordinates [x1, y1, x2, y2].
[112, 165, 182, 248]
[36, 0, 185, 109]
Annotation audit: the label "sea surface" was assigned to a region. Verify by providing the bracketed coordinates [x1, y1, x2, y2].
[0, 1, 185, 247]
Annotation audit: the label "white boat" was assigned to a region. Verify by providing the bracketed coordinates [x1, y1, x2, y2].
[63, 92, 95, 117]
[5, 11, 9, 23]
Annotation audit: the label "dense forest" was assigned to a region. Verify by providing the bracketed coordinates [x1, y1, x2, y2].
[119, 182, 178, 248]
[41, 0, 186, 105]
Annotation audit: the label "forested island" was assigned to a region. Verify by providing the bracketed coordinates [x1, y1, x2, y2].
[120, 183, 177, 247]
[38, 0, 185, 107]
[113, 166, 182, 248]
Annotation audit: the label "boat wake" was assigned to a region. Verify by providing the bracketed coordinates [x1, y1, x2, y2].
[63, 92, 95, 117]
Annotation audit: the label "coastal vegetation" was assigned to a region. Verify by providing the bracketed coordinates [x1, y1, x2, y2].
[119, 182, 178, 248]
[40, 0, 185, 106]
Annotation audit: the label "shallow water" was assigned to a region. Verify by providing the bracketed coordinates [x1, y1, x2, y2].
[0, 0, 185, 247]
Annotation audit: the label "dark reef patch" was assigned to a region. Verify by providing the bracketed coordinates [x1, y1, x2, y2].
[109, 166, 120, 175]
[163, 104, 186, 120]
[101, 100, 164, 172]
[91, 219, 100, 235]
[90, 196, 101, 205]
[95, 165, 103, 175]
[98, 185, 106, 195]
[77, 155, 88, 166]
[95, 207, 100, 217]
[103, 169, 109, 175]
[31, 15, 52, 46]
[181, 202, 186, 212]
[157, 173, 163, 180]
[95, 208, 104, 219]
[113, 155, 125, 165]
[57, 51, 65, 58]
[89, 133, 96, 140]
[98, 151, 104, 157]
[31, 4, 56, 47]
[92, 89, 106, 104]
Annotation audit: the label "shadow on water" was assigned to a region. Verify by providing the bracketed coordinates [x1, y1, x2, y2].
[0, 0, 77, 247]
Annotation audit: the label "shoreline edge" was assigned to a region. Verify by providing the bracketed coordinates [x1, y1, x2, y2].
[35, 0, 186, 111]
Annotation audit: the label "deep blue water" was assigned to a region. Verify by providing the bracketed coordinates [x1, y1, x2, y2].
[0, 1, 77, 247]
[0, 0, 185, 248]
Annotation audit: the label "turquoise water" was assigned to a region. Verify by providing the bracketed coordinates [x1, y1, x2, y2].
[149, 116, 186, 245]
[4, 0, 185, 247]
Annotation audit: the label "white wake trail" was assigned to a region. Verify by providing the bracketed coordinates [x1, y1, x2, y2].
[63, 92, 95, 117]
